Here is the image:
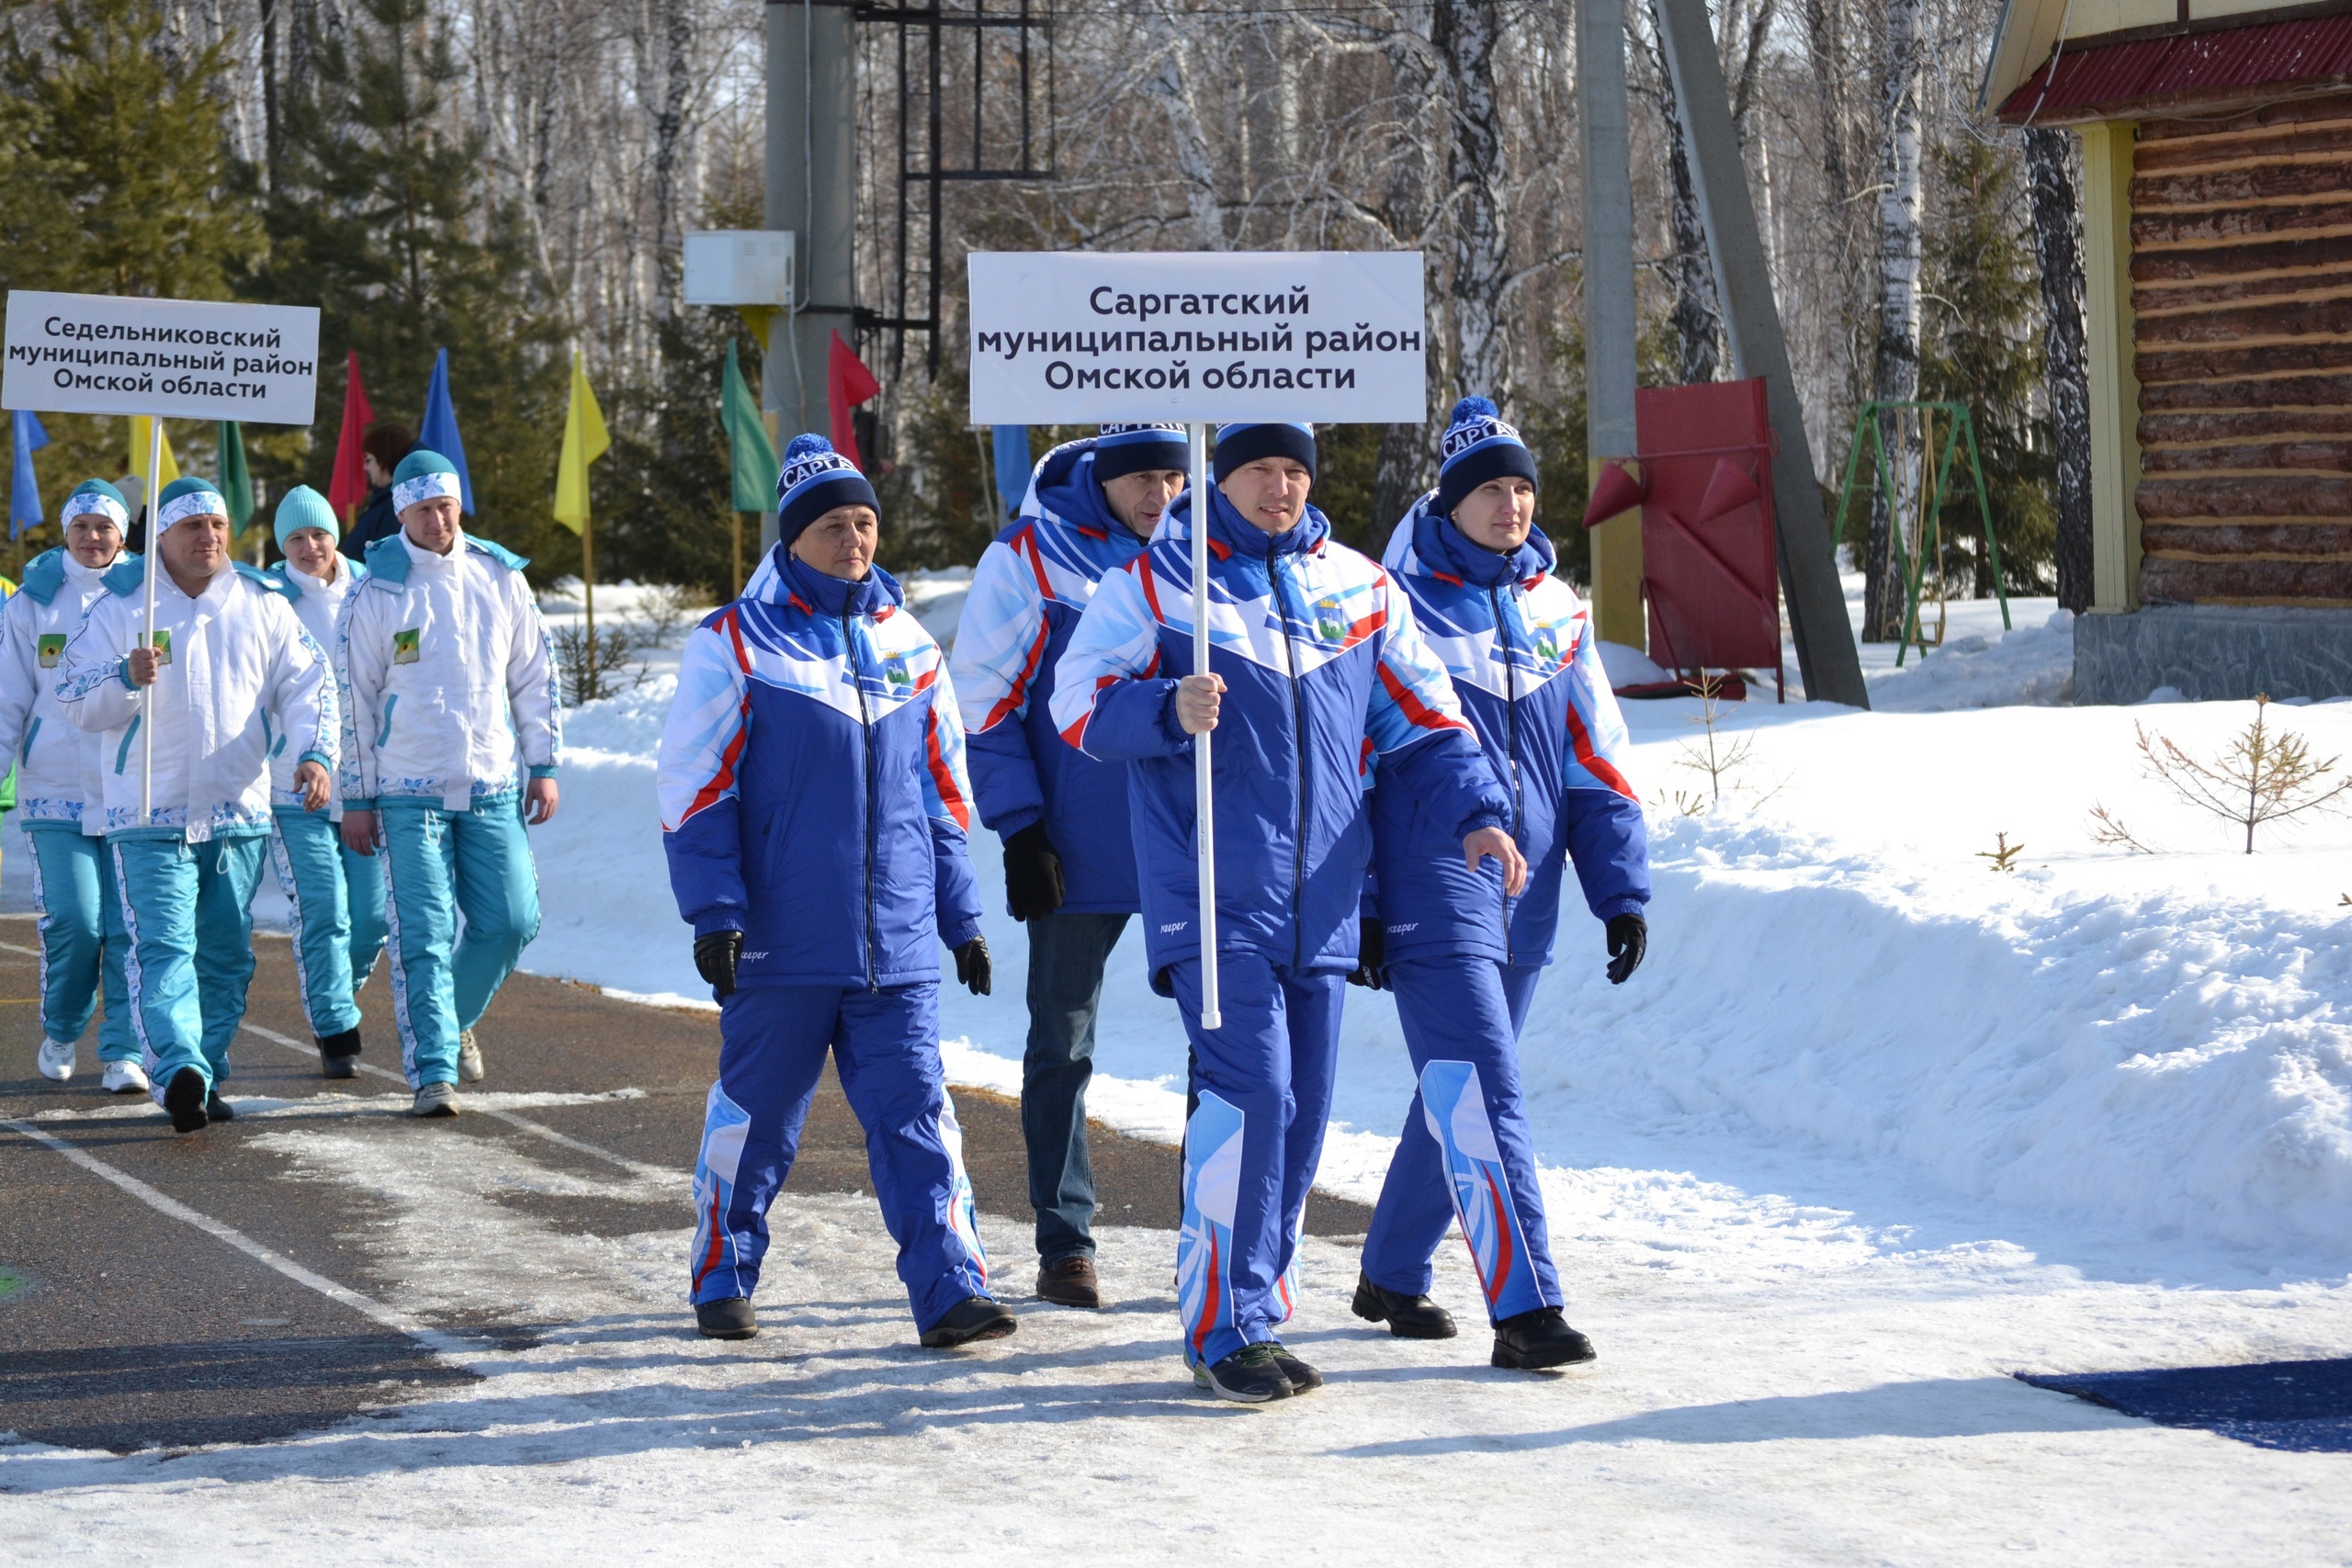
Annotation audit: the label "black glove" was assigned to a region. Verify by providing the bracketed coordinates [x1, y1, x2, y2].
[695, 930, 743, 999]
[1347, 917, 1386, 990]
[954, 935, 992, 996]
[1605, 912, 1647, 986]
[1003, 822, 1066, 922]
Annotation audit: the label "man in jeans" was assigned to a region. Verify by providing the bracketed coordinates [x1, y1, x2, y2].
[951, 423, 1189, 1308]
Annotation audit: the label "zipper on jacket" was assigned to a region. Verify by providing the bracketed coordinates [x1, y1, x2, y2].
[1488, 583, 1525, 965]
[844, 607, 880, 990]
[1267, 538, 1310, 969]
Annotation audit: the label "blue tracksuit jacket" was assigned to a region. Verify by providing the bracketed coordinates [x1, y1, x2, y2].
[1049, 487, 1510, 985]
[950, 437, 1149, 913]
[658, 549, 984, 987]
[1371, 500, 1649, 967]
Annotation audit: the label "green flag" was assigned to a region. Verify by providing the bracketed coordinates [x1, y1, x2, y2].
[721, 339, 779, 513]
[217, 420, 254, 528]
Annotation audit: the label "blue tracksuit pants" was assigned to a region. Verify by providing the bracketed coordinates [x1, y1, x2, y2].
[108, 832, 269, 1100]
[687, 981, 991, 1333]
[268, 807, 389, 1040]
[1362, 955, 1562, 1322]
[23, 823, 134, 1061]
[379, 795, 541, 1089]
[1170, 953, 1344, 1370]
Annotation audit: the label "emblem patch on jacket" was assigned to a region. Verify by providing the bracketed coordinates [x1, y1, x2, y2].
[393, 627, 422, 665]
[37, 634, 64, 669]
[148, 629, 171, 666]
[1315, 596, 1344, 642]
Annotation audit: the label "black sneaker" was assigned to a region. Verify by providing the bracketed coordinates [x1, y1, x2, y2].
[163, 1068, 209, 1134]
[1351, 1270, 1457, 1339]
[318, 1028, 362, 1079]
[205, 1090, 235, 1123]
[919, 1296, 1018, 1348]
[1491, 1306, 1597, 1370]
[1193, 1343, 1293, 1404]
[1265, 1342, 1324, 1393]
[695, 1297, 758, 1340]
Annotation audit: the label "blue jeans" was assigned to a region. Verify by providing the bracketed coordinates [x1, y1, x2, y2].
[268, 807, 390, 1040]
[108, 832, 269, 1098]
[379, 795, 542, 1089]
[1021, 910, 1129, 1261]
[23, 823, 134, 1061]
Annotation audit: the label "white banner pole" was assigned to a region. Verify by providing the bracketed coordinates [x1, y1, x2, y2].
[140, 415, 161, 823]
[1189, 421, 1220, 1032]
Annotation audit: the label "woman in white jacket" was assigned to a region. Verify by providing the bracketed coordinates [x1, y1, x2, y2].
[56, 476, 337, 1134]
[0, 479, 141, 1091]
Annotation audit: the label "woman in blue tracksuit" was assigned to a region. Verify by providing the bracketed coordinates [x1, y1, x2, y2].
[657, 434, 1013, 1349]
[1352, 398, 1652, 1371]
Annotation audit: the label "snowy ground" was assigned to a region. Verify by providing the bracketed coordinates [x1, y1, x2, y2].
[5, 573, 2350, 1561]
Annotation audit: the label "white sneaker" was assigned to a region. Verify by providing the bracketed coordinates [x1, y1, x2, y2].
[100, 1059, 151, 1095]
[36, 1038, 75, 1081]
[457, 1028, 484, 1083]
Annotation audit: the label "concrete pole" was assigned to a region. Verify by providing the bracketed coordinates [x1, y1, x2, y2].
[1577, 0, 1645, 649]
[1653, 0, 1870, 707]
[765, 0, 858, 554]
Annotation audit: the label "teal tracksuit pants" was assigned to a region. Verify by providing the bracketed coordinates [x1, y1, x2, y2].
[108, 831, 269, 1100]
[267, 807, 389, 1041]
[23, 822, 134, 1061]
[379, 795, 541, 1089]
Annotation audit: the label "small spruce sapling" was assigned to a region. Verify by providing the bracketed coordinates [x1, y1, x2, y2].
[2134, 694, 2351, 854]
[1976, 831, 2025, 873]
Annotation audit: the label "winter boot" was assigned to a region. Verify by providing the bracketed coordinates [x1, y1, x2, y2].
[1491, 1307, 1596, 1371]
[695, 1297, 758, 1340]
[457, 1028, 485, 1083]
[919, 1296, 1018, 1348]
[411, 1082, 459, 1118]
[1193, 1344, 1292, 1404]
[317, 1028, 362, 1080]
[1265, 1342, 1324, 1393]
[101, 1060, 150, 1095]
[206, 1090, 235, 1124]
[1352, 1271, 1457, 1339]
[36, 1038, 74, 1081]
[163, 1068, 209, 1134]
[1036, 1254, 1102, 1308]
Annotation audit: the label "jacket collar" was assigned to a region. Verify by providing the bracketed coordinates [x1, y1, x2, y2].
[1385, 490, 1554, 590]
[752, 545, 903, 619]
[22, 547, 130, 605]
[1025, 440, 1151, 551]
[1165, 485, 1329, 562]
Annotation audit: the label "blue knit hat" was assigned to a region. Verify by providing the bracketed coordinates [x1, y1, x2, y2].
[1212, 423, 1316, 485]
[390, 448, 463, 514]
[274, 484, 339, 548]
[155, 476, 228, 532]
[1435, 397, 1539, 518]
[775, 434, 880, 546]
[1092, 423, 1189, 483]
[60, 479, 130, 529]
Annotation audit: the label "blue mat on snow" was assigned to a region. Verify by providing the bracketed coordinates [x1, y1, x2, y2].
[2018, 1357, 2352, 1452]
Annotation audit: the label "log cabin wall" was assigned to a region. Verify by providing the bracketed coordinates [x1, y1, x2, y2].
[2132, 94, 2352, 606]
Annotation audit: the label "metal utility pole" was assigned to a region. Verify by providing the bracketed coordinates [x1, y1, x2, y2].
[1577, 0, 1645, 649]
[766, 0, 858, 553]
[1653, 0, 1871, 707]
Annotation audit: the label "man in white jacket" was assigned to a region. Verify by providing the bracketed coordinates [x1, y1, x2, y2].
[56, 476, 337, 1135]
[337, 448, 560, 1116]
[265, 484, 387, 1079]
[0, 479, 141, 1092]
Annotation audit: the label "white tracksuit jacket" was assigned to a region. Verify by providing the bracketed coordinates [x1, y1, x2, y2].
[270, 557, 367, 817]
[55, 559, 338, 840]
[0, 548, 133, 833]
[337, 530, 560, 812]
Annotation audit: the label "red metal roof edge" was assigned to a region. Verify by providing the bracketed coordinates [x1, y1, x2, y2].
[1997, 12, 2352, 123]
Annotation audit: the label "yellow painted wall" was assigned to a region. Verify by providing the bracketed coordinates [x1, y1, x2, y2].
[2079, 119, 2143, 613]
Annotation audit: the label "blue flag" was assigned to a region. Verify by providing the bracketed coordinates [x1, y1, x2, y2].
[9, 410, 48, 537]
[417, 347, 476, 514]
[991, 424, 1029, 523]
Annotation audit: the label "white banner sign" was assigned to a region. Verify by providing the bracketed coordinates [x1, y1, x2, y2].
[967, 251, 1426, 424]
[4, 290, 322, 425]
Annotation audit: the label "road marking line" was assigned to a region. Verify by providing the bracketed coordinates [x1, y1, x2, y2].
[0, 1117, 494, 1370]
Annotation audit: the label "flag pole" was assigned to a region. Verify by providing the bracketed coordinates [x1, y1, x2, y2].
[1189, 421, 1219, 1031]
[731, 512, 744, 599]
[140, 415, 162, 822]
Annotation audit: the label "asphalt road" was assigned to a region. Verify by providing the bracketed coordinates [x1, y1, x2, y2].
[0, 919, 1371, 1452]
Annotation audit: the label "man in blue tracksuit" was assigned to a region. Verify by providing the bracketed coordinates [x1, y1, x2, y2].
[1351, 398, 1651, 1371]
[951, 423, 1189, 1309]
[659, 434, 1015, 1350]
[1052, 422, 1522, 1403]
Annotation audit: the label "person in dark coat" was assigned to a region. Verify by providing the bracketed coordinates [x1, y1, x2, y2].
[338, 423, 414, 561]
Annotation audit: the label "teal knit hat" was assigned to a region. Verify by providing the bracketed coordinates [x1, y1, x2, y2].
[61, 479, 130, 529]
[155, 476, 228, 533]
[274, 484, 338, 548]
[390, 448, 462, 514]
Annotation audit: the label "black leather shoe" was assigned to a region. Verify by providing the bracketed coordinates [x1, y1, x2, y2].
[206, 1090, 235, 1123]
[317, 1028, 362, 1079]
[1351, 1270, 1457, 1339]
[695, 1297, 759, 1340]
[919, 1296, 1017, 1348]
[1491, 1306, 1597, 1370]
[164, 1068, 209, 1134]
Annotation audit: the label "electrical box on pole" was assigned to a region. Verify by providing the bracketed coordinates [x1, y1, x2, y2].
[684, 231, 797, 310]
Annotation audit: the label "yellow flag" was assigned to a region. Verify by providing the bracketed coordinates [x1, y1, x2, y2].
[128, 416, 181, 491]
[551, 350, 610, 536]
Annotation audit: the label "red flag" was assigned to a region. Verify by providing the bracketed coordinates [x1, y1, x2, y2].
[827, 331, 881, 471]
[327, 349, 375, 524]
